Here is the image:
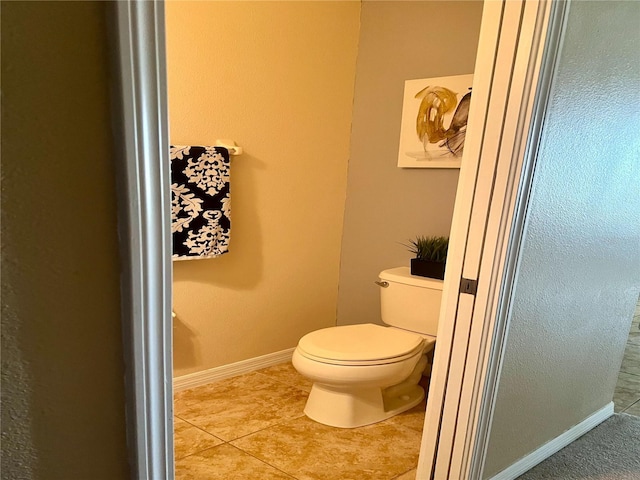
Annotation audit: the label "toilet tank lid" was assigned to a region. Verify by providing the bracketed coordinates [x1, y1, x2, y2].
[298, 323, 424, 362]
[380, 267, 444, 290]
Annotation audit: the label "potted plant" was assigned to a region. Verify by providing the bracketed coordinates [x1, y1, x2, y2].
[405, 235, 449, 279]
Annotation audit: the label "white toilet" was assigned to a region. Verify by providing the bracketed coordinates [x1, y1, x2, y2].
[292, 266, 443, 428]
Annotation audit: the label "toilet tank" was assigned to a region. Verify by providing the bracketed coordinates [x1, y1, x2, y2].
[379, 267, 443, 336]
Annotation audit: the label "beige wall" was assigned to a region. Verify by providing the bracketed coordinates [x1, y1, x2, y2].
[336, 1, 484, 326]
[483, 1, 640, 477]
[166, 2, 361, 376]
[1, 3, 129, 479]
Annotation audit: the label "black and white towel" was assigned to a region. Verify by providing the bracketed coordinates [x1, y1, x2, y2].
[170, 145, 230, 260]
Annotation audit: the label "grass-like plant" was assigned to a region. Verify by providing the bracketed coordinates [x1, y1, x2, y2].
[405, 235, 449, 263]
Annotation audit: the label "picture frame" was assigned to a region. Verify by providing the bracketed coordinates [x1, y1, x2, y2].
[397, 74, 474, 168]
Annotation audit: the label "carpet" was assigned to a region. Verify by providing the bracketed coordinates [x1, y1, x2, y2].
[518, 413, 640, 479]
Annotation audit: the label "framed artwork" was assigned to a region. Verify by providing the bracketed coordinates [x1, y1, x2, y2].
[397, 74, 473, 168]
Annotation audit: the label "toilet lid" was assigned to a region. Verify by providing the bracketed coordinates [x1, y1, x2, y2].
[297, 323, 424, 363]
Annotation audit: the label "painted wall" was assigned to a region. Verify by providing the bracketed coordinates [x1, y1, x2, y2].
[483, 2, 640, 477]
[1, 3, 129, 479]
[166, 2, 361, 376]
[336, 1, 484, 326]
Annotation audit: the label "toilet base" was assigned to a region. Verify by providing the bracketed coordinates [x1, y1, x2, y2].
[300, 352, 429, 429]
[304, 382, 425, 429]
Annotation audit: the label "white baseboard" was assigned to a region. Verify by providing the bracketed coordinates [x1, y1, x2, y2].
[173, 348, 295, 392]
[490, 402, 614, 480]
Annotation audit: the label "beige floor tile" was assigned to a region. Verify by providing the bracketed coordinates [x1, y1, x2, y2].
[257, 362, 314, 393]
[620, 343, 640, 375]
[174, 372, 307, 441]
[394, 469, 417, 480]
[175, 443, 294, 480]
[613, 372, 640, 412]
[174, 417, 223, 460]
[623, 400, 640, 417]
[231, 415, 423, 480]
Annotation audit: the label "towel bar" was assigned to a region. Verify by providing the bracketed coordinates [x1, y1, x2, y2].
[215, 138, 243, 156]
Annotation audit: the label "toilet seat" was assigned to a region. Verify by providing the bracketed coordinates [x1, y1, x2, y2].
[297, 323, 427, 366]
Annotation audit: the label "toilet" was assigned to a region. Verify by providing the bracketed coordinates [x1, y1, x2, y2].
[292, 266, 443, 428]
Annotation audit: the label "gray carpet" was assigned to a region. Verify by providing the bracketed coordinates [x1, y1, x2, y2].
[518, 413, 640, 479]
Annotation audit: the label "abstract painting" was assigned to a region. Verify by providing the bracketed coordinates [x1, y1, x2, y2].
[397, 74, 473, 168]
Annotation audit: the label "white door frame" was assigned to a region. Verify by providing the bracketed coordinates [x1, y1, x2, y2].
[419, 1, 570, 478]
[109, 1, 568, 479]
[110, 2, 174, 478]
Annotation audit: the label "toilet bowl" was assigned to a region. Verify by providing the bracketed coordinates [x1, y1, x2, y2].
[293, 267, 443, 428]
[293, 323, 435, 428]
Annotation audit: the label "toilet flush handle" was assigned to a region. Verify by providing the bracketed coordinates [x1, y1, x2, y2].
[374, 280, 389, 288]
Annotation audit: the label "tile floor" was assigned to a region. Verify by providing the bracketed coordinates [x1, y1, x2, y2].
[173, 299, 640, 479]
[613, 298, 640, 415]
[173, 363, 424, 479]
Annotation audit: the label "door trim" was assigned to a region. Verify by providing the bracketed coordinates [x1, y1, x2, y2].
[417, 1, 571, 478]
[467, 2, 571, 478]
[109, 2, 174, 478]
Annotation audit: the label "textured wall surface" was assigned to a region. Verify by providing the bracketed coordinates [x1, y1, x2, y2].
[167, 2, 361, 376]
[336, 1, 483, 326]
[1, 3, 129, 479]
[483, 2, 640, 477]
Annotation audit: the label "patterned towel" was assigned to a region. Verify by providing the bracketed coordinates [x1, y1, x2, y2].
[170, 145, 230, 260]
